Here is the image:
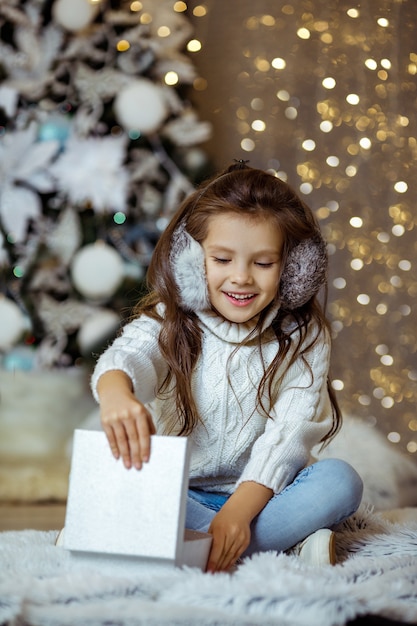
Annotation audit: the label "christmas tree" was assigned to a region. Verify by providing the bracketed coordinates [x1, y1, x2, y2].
[0, 0, 211, 370]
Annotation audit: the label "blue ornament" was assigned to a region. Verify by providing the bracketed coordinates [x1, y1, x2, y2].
[38, 115, 71, 148]
[2, 346, 36, 372]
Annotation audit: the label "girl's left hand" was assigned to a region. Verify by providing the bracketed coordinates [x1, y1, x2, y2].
[206, 508, 251, 572]
[205, 481, 273, 573]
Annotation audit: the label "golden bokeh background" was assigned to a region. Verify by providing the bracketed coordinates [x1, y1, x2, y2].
[184, 0, 417, 454]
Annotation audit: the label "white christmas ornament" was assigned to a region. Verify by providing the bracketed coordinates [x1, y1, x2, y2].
[0, 297, 27, 351]
[71, 243, 124, 300]
[53, 0, 100, 32]
[114, 80, 168, 134]
[78, 309, 120, 353]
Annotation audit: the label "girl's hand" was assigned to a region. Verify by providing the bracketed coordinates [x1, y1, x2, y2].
[97, 370, 156, 470]
[206, 508, 251, 573]
[206, 481, 274, 573]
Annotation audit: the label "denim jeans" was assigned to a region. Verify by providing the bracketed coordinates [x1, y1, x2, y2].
[186, 458, 363, 556]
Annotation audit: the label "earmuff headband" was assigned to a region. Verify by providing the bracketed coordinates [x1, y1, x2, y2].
[170, 224, 328, 312]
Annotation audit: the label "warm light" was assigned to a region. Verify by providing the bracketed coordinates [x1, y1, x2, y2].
[398, 260, 411, 271]
[271, 57, 286, 69]
[260, 15, 275, 26]
[300, 182, 313, 194]
[320, 121, 333, 132]
[276, 90, 290, 101]
[297, 28, 310, 39]
[251, 98, 264, 110]
[346, 93, 360, 104]
[357, 294, 370, 305]
[116, 39, 130, 52]
[140, 12, 152, 24]
[387, 431, 400, 442]
[359, 137, 371, 149]
[333, 278, 346, 289]
[347, 8, 359, 18]
[285, 107, 297, 119]
[394, 181, 408, 193]
[365, 58, 378, 70]
[130, 1, 142, 11]
[193, 5, 207, 17]
[251, 119, 266, 131]
[164, 71, 179, 85]
[345, 165, 357, 177]
[381, 355, 394, 366]
[187, 39, 202, 52]
[326, 155, 339, 166]
[302, 139, 316, 151]
[322, 77, 336, 89]
[157, 26, 171, 37]
[392, 225, 405, 236]
[255, 57, 270, 72]
[241, 138, 255, 151]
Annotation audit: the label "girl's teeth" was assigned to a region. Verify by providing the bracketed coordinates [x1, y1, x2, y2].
[227, 293, 253, 300]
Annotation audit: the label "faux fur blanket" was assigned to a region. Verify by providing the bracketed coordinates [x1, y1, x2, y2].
[1, 507, 417, 626]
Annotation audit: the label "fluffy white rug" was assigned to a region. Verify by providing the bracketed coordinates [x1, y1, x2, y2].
[1, 507, 417, 626]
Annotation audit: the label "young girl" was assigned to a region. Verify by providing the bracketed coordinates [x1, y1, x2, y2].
[91, 162, 363, 572]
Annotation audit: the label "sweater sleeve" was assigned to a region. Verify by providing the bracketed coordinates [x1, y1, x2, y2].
[90, 314, 167, 405]
[236, 325, 333, 495]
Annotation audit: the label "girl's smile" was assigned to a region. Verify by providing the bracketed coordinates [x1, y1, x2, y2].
[224, 292, 257, 306]
[202, 213, 283, 323]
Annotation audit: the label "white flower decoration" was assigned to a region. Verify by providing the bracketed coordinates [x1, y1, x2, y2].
[0, 22, 63, 100]
[0, 123, 60, 242]
[50, 135, 129, 213]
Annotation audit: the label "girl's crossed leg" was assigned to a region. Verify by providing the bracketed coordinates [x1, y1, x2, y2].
[186, 458, 363, 557]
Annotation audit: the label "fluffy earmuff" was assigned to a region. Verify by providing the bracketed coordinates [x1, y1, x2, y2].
[170, 224, 327, 312]
[279, 234, 328, 310]
[170, 223, 210, 311]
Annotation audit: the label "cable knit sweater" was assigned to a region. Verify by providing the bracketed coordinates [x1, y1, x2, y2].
[91, 306, 333, 495]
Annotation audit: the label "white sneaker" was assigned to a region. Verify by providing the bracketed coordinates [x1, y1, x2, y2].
[291, 528, 336, 566]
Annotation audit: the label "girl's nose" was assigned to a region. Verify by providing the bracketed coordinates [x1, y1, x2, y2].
[231, 263, 253, 285]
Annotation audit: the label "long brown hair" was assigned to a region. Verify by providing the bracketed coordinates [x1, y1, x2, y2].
[135, 163, 341, 442]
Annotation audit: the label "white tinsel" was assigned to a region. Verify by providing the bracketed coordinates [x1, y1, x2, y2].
[45, 206, 82, 266]
[163, 111, 212, 147]
[0, 22, 63, 100]
[0, 124, 59, 241]
[50, 135, 129, 213]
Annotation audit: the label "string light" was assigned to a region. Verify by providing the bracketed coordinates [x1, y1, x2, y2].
[189, 2, 417, 454]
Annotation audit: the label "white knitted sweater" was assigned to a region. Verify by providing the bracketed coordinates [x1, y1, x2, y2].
[91, 307, 333, 495]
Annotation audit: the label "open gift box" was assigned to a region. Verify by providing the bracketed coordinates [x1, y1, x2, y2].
[60, 430, 212, 572]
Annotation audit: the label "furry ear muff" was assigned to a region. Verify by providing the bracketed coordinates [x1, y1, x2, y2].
[170, 224, 328, 313]
[170, 223, 210, 311]
[279, 234, 328, 310]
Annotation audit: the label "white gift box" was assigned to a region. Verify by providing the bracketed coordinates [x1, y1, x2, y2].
[61, 430, 212, 572]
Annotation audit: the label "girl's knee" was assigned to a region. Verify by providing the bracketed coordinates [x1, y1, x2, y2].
[317, 458, 364, 510]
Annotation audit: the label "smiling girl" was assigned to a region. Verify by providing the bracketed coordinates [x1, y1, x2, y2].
[91, 162, 363, 572]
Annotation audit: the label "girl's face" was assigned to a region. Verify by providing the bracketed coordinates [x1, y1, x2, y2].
[202, 212, 283, 323]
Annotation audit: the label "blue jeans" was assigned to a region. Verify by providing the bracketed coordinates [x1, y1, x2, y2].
[186, 458, 363, 556]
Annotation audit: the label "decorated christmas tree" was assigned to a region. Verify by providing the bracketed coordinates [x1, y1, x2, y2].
[0, 0, 211, 371]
